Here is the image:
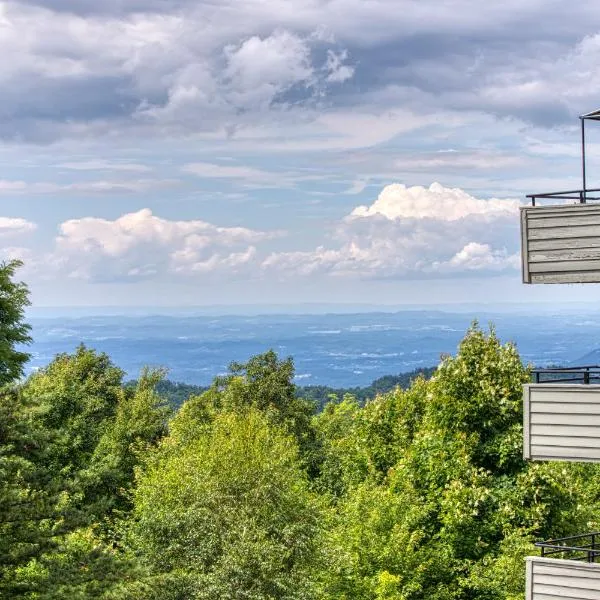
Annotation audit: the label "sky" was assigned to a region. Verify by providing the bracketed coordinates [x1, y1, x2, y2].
[5, 0, 600, 308]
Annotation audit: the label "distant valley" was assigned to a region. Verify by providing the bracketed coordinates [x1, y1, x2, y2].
[24, 309, 600, 387]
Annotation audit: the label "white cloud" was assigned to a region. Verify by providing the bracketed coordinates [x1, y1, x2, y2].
[263, 182, 520, 279]
[0, 217, 37, 236]
[49, 208, 280, 281]
[438, 242, 520, 273]
[223, 30, 314, 109]
[0, 178, 178, 195]
[325, 49, 355, 83]
[59, 160, 151, 172]
[182, 162, 276, 182]
[181, 161, 327, 189]
[351, 182, 520, 221]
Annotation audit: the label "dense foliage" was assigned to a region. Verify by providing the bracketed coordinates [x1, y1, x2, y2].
[3, 264, 600, 599]
[136, 366, 438, 411]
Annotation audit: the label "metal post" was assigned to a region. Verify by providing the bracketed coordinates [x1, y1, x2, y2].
[582, 117, 587, 203]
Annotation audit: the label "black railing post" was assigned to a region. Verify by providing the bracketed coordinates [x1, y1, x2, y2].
[582, 117, 587, 203]
[585, 369, 590, 385]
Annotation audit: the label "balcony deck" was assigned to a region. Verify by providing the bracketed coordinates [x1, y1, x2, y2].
[527, 533, 600, 599]
[523, 367, 600, 462]
[526, 555, 600, 600]
[520, 190, 600, 284]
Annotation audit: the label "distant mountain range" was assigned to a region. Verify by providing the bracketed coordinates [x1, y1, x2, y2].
[24, 310, 600, 387]
[571, 348, 600, 366]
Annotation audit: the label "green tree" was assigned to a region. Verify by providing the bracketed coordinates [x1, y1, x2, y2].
[320, 324, 600, 600]
[0, 388, 61, 597]
[212, 350, 320, 474]
[126, 407, 324, 599]
[0, 259, 32, 385]
[2, 349, 169, 598]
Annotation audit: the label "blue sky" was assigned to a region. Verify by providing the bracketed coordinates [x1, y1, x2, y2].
[5, 0, 600, 307]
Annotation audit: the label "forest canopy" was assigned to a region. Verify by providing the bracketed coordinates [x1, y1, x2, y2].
[2, 260, 600, 599]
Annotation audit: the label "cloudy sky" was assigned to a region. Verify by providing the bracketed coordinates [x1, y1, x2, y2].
[5, 0, 600, 308]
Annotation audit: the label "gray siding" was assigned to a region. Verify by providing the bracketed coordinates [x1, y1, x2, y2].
[523, 384, 600, 462]
[521, 203, 600, 284]
[526, 557, 600, 600]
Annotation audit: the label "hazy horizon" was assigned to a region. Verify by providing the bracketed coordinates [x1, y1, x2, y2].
[25, 300, 600, 318]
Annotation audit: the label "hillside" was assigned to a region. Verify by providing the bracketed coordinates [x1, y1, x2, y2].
[135, 365, 438, 411]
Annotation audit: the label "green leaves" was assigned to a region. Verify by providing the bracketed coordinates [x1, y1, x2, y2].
[127, 407, 324, 599]
[0, 259, 32, 385]
[7, 316, 600, 600]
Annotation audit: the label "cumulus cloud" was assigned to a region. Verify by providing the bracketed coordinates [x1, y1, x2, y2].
[437, 242, 520, 273]
[223, 30, 314, 106]
[351, 182, 519, 221]
[49, 208, 280, 281]
[263, 183, 520, 278]
[0, 217, 37, 236]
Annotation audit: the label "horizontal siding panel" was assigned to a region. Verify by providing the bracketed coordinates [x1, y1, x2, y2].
[534, 584, 600, 599]
[531, 435, 600, 448]
[528, 389, 600, 403]
[529, 238, 600, 251]
[535, 573, 600, 591]
[531, 413, 600, 426]
[528, 225, 600, 240]
[533, 564, 600, 577]
[528, 216, 600, 229]
[531, 446, 600, 459]
[529, 248, 600, 262]
[529, 259, 600, 273]
[530, 272, 600, 283]
[528, 209, 600, 219]
[531, 403, 600, 415]
[532, 455, 600, 463]
[534, 574, 600, 588]
[532, 424, 600, 437]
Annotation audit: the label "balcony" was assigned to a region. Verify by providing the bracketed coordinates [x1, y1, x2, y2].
[523, 367, 600, 462]
[527, 533, 600, 599]
[521, 190, 600, 284]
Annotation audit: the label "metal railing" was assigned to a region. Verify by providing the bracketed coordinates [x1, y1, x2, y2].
[536, 532, 600, 563]
[532, 366, 600, 384]
[527, 188, 600, 206]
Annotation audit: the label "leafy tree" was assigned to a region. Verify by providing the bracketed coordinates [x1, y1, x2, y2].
[0, 259, 32, 385]
[320, 324, 600, 600]
[2, 348, 169, 598]
[211, 350, 320, 474]
[126, 407, 324, 599]
[0, 388, 62, 597]
[428, 322, 530, 475]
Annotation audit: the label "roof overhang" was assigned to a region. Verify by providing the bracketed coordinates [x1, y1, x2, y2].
[581, 109, 600, 121]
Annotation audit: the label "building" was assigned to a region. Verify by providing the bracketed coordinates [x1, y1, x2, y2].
[522, 110, 600, 599]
